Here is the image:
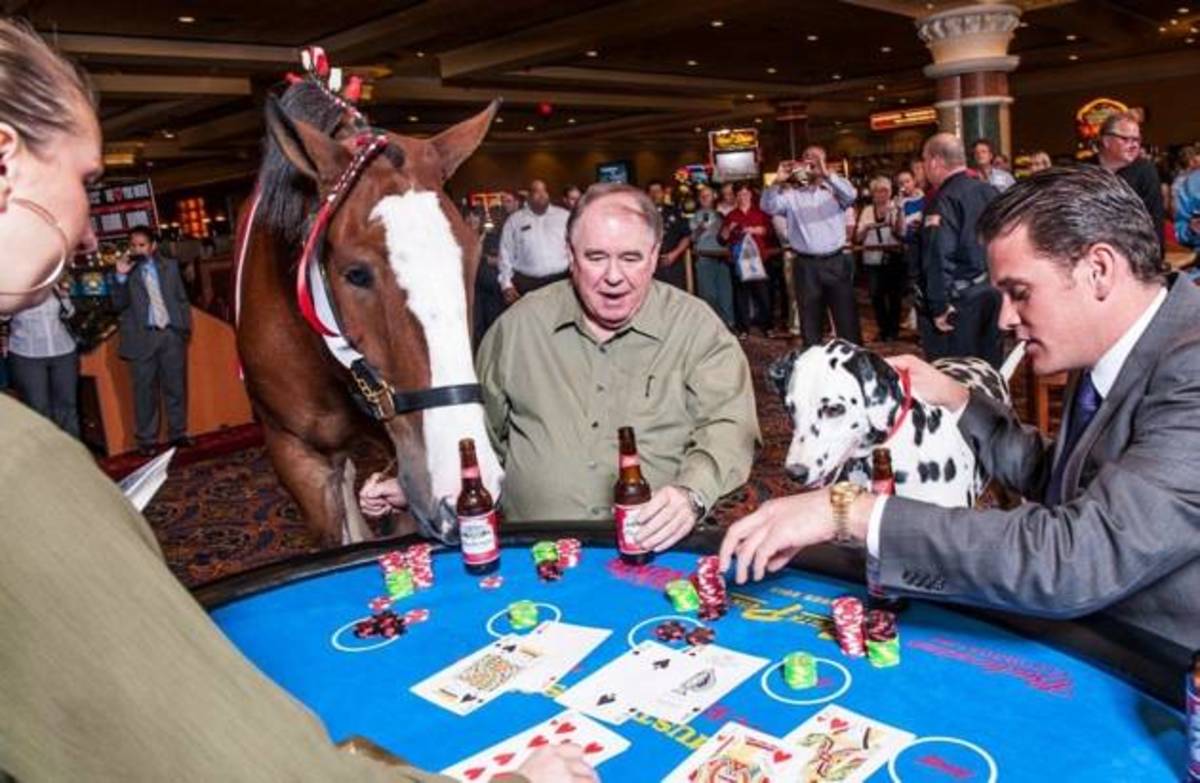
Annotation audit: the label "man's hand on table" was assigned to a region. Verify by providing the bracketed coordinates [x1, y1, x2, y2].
[636, 484, 700, 552]
[507, 744, 599, 783]
[358, 472, 406, 518]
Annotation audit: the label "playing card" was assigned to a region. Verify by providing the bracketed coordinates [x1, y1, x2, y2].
[410, 635, 547, 715]
[782, 704, 916, 783]
[441, 710, 630, 782]
[661, 721, 803, 783]
[639, 644, 769, 725]
[556, 640, 702, 725]
[513, 621, 611, 694]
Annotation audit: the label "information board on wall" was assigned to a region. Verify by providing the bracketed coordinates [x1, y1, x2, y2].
[88, 179, 159, 243]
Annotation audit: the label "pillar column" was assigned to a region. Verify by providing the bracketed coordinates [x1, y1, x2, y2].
[771, 101, 809, 161]
[917, 4, 1021, 156]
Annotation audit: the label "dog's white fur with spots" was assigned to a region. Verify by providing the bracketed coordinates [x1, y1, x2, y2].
[769, 339, 1016, 508]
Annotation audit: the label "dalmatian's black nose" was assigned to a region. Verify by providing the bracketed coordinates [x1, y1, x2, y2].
[786, 464, 810, 484]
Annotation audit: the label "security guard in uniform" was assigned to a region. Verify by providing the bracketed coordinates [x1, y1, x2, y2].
[917, 132, 1002, 367]
[648, 180, 692, 290]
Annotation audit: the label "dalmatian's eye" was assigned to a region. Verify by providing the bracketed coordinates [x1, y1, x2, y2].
[819, 403, 846, 419]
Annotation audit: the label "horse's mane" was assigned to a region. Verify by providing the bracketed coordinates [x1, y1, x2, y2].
[257, 80, 347, 248]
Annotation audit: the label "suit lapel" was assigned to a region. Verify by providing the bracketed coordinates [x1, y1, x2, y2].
[1061, 276, 1195, 499]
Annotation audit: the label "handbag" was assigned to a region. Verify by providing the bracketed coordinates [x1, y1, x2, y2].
[732, 236, 768, 282]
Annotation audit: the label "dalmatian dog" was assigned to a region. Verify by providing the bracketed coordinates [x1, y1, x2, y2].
[768, 339, 1018, 508]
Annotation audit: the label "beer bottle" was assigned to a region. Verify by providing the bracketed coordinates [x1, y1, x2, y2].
[614, 426, 653, 566]
[1188, 650, 1200, 782]
[871, 446, 895, 496]
[457, 438, 500, 575]
[867, 446, 908, 612]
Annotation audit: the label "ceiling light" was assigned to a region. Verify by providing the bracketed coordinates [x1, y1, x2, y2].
[832, 73, 842, 80]
[754, 117, 763, 124]
[899, 97, 908, 104]
[1160, 25, 1169, 32]
[415, 51, 426, 58]
[585, 50, 599, 57]
[693, 126, 702, 133]
[525, 125, 535, 132]
[766, 66, 777, 74]
[880, 45, 892, 53]
[710, 19, 723, 27]
[1188, 37, 1197, 43]
[834, 120, 843, 126]
[495, 117, 504, 123]
[161, 130, 176, 139]
[177, 15, 196, 23]
[1065, 34, 1077, 41]
[1179, 6, 1190, 12]
[686, 59, 699, 66]
[867, 95, 876, 102]
[1170, 18, 1179, 24]
[1019, 21, 1029, 28]
[1068, 54, 1079, 60]
[807, 34, 819, 42]
[407, 115, 419, 122]
[567, 118, 577, 124]
[876, 83, 885, 90]
[926, 2, 934, 8]
[745, 93, 755, 99]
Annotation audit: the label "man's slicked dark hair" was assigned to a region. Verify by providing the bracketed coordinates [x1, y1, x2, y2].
[977, 165, 1165, 283]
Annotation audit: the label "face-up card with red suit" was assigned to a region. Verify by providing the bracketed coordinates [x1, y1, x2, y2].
[440, 710, 630, 781]
[661, 721, 803, 783]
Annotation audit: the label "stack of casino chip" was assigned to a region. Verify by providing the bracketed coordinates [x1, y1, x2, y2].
[555, 538, 582, 569]
[654, 620, 688, 642]
[403, 543, 435, 589]
[691, 556, 729, 621]
[508, 599, 539, 630]
[783, 651, 818, 690]
[831, 596, 867, 657]
[384, 567, 415, 599]
[665, 579, 701, 613]
[865, 609, 900, 668]
[531, 540, 563, 581]
[354, 609, 406, 639]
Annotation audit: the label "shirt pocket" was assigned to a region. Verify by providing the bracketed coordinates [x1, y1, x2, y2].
[630, 368, 689, 442]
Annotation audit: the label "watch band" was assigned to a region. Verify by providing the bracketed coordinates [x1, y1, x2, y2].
[830, 481, 863, 546]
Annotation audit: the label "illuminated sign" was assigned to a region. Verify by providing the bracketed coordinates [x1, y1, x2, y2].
[708, 128, 759, 153]
[869, 106, 938, 132]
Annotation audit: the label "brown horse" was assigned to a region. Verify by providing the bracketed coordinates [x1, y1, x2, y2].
[236, 80, 503, 546]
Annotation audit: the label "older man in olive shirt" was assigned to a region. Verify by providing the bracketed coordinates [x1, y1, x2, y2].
[476, 183, 759, 551]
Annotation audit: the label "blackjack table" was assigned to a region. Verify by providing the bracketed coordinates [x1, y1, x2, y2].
[201, 528, 1188, 781]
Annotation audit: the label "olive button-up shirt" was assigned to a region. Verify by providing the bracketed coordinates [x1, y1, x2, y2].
[476, 280, 759, 524]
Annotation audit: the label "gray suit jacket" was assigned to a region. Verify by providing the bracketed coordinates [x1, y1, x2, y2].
[880, 274, 1200, 652]
[112, 254, 191, 361]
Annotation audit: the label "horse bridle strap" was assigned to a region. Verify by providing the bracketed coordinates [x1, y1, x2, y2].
[350, 360, 484, 420]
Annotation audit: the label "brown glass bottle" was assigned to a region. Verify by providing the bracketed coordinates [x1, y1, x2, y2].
[457, 438, 500, 575]
[871, 447, 895, 496]
[613, 426, 653, 566]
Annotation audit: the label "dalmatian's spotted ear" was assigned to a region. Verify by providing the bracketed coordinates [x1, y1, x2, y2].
[845, 349, 903, 408]
[767, 351, 801, 398]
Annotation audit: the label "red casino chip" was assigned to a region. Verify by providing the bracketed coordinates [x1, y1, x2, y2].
[865, 609, 897, 642]
[555, 538, 582, 569]
[354, 609, 407, 639]
[479, 575, 505, 590]
[403, 608, 430, 625]
[654, 620, 688, 642]
[691, 555, 729, 621]
[536, 560, 563, 582]
[403, 543, 435, 589]
[685, 626, 716, 646]
[368, 596, 393, 612]
[831, 596, 867, 657]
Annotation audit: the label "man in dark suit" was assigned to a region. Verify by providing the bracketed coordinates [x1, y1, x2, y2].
[720, 166, 1199, 658]
[113, 226, 192, 456]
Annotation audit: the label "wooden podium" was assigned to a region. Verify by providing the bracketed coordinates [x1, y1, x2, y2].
[80, 307, 253, 456]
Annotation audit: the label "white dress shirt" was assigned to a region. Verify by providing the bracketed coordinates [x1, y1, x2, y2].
[497, 204, 571, 289]
[982, 167, 1016, 192]
[867, 285, 1169, 559]
[760, 175, 858, 255]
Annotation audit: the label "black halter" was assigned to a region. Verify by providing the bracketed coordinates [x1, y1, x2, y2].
[289, 48, 483, 422]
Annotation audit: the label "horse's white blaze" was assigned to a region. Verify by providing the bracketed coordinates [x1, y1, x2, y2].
[372, 191, 503, 508]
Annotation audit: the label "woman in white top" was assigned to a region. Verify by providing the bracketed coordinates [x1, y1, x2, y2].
[4, 280, 79, 437]
[855, 176, 905, 341]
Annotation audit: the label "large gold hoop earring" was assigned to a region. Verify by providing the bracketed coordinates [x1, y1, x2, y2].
[0, 197, 70, 295]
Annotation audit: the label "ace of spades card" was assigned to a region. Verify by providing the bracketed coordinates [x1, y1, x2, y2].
[782, 704, 916, 783]
[556, 640, 702, 725]
[661, 721, 803, 783]
[441, 710, 630, 782]
[410, 635, 546, 716]
[641, 644, 769, 725]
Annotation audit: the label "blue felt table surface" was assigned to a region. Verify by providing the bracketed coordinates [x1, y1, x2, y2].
[211, 545, 1186, 781]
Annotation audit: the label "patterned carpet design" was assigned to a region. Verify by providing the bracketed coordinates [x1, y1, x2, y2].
[146, 310, 1041, 588]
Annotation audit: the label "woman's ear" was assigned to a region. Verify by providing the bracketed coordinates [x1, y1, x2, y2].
[0, 122, 17, 212]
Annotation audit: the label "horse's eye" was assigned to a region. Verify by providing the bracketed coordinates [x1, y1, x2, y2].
[344, 265, 373, 288]
[820, 403, 846, 419]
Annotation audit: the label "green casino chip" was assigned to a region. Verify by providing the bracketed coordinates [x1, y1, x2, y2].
[783, 651, 817, 689]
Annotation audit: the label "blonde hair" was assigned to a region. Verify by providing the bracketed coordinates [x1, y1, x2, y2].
[0, 19, 93, 154]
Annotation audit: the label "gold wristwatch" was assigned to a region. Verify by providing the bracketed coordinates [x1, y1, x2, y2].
[829, 482, 865, 546]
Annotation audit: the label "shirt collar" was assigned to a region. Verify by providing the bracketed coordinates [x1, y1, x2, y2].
[551, 279, 666, 343]
[1089, 286, 1167, 397]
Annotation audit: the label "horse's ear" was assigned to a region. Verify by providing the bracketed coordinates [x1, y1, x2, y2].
[265, 94, 348, 185]
[429, 99, 500, 182]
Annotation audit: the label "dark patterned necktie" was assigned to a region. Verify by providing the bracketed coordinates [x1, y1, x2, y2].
[1045, 371, 1101, 506]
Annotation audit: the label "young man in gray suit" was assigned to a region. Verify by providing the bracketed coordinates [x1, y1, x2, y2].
[720, 165, 1200, 659]
[113, 226, 192, 456]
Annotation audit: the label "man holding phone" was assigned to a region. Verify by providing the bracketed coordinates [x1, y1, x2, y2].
[761, 146, 862, 347]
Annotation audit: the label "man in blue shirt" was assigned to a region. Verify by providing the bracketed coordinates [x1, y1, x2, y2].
[113, 226, 192, 456]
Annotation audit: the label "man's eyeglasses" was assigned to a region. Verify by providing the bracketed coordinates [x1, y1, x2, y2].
[1103, 132, 1142, 146]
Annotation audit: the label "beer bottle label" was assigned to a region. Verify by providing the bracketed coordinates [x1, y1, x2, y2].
[459, 510, 499, 565]
[872, 477, 895, 495]
[614, 503, 648, 555]
[1188, 676, 1200, 781]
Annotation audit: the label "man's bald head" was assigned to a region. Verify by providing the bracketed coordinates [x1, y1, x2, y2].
[922, 132, 967, 188]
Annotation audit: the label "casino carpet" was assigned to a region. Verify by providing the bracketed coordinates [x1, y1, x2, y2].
[144, 305, 1043, 589]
